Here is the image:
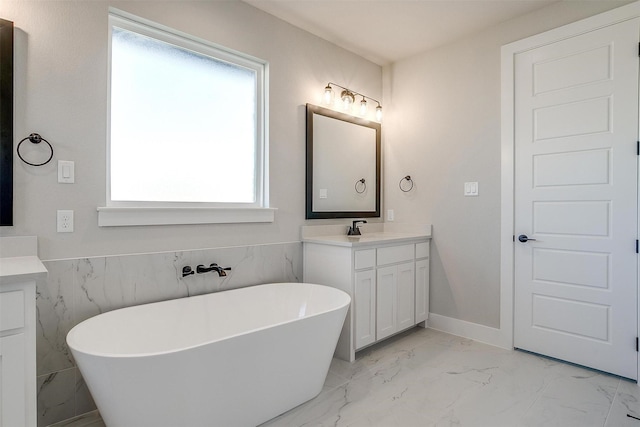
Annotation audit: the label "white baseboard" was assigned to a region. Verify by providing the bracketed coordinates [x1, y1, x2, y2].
[428, 313, 512, 350]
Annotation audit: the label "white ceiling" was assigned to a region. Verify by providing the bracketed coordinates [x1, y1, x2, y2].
[243, 0, 559, 65]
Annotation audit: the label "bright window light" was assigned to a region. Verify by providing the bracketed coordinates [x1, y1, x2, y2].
[108, 14, 266, 207]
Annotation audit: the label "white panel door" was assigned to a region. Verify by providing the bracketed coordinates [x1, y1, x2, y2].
[355, 269, 376, 350]
[514, 18, 639, 379]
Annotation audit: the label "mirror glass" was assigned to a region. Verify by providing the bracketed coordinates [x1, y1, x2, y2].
[0, 18, 13, 226]
[306, 104, 380, 219]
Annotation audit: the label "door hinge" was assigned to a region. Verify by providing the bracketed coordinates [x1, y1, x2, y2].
[638, 42, 640, 56]
[637, 141, 639, 155]
[636, 337, 638, 352]
[636, 240, 638, 254]
[512, 235, 515, 242]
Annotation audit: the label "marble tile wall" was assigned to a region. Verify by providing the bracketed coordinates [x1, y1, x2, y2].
[36, 242, 302, 426]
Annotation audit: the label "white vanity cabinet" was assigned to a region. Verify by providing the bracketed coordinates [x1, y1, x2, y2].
[375, 244, 417, 342]
[303, 232, 430, 362]
[0, 237, 46, 427]
[0, 283, 35, 427]
[354, 267, 376, 349]
[415, 242, 430, 324]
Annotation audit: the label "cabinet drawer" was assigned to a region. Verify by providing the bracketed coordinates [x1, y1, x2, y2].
[416, 242, 430, 259]
[355, 249, 376, 270]
[377, 244, 414, 266]
[0, 290, 25, 332]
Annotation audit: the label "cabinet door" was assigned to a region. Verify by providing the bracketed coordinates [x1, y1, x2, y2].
[415, 258, 430, 323]
[354, 269, 376, 350]
[396, 262, 415, 331]
[376, 265, 397, 340]
[1, 333, 26, 427]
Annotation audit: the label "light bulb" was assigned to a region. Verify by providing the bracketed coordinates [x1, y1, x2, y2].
[359, 98, 367, 116]
[323, 85, 333, 105]
[341, 90, 354, 111]
[375, 105, 383, 121]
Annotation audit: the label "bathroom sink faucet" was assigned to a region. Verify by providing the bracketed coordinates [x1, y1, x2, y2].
[347, 220, 367, 236]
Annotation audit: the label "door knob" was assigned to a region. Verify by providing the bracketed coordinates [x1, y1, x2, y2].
[518, 234, 536, 243]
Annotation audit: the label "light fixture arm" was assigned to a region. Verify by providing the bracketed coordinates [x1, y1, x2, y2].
[325, 82, 382, 108]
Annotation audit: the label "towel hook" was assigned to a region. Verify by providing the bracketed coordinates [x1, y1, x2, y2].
[16, 133, 54, 166]
[399, 175, 414, 192]
[355, 178, 366, 194]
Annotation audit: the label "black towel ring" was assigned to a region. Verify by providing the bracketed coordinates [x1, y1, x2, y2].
[355, 178, 366, 194]
[399, 175, 414, 192]
[17, 133, 54, 167]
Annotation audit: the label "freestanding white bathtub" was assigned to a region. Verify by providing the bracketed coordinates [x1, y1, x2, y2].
[67, 282, 350, 427]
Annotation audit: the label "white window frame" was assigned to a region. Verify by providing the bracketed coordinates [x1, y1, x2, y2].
[99, 10, 274, 226]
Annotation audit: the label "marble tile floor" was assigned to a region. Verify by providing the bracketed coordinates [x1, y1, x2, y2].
[51, 412, 105, 427]
[54, 328, 639, 427]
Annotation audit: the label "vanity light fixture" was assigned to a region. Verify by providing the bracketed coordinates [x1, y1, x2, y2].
[323, 84, 334, 105]
[322, 82, 382, 121]
[359, 97, 367, 116]
[341, 89, 355, 110]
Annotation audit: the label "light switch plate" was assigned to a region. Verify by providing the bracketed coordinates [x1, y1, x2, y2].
[319, 189, 328, 199]
[464, 181, 479, 196]
[58, 160, 75, 184]
[387, 209, 395, 221]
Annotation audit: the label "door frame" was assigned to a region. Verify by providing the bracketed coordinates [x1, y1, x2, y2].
[500, 1, 640, 379]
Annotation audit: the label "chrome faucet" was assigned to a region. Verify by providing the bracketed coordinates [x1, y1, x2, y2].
[347, 220, 367, 236]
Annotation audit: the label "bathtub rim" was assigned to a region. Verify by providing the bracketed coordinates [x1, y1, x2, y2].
[67, 282, 350, 359]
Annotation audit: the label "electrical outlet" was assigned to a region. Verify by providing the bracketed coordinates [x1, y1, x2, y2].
[57, 210, 74, 233]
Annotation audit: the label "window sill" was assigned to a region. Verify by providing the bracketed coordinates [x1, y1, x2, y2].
[97, 206, 276, 227]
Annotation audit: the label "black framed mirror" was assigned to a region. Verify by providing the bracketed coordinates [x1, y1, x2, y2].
[0, 18, 13, 226]
[306, 104, 381, 219]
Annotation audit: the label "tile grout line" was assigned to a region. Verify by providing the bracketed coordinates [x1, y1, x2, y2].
[517, 359, 558, 424]
[602, 379, 621, 427]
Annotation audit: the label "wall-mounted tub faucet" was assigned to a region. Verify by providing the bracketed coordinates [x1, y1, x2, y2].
[196, 263, 232, 277]
[212, 265, 232, 277]
[347, 220, 367, 236]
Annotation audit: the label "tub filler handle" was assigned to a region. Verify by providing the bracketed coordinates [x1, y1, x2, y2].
[182, 266, 195, 277]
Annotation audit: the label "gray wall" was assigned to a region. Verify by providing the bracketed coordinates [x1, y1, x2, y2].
[3, 3, 637, 424]
[0, 2, 381, 425]
[383, 1, 633, 328]
[0, 0, 382, 260]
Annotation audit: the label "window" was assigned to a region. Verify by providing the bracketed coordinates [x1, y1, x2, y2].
[99, 12, 273, 226]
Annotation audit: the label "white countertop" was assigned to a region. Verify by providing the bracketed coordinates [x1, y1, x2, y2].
[0, 236, 48, 285]
[301, 223, 431, 247]
[0, 256, 48, 284]
[302, 232, 430, 247]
